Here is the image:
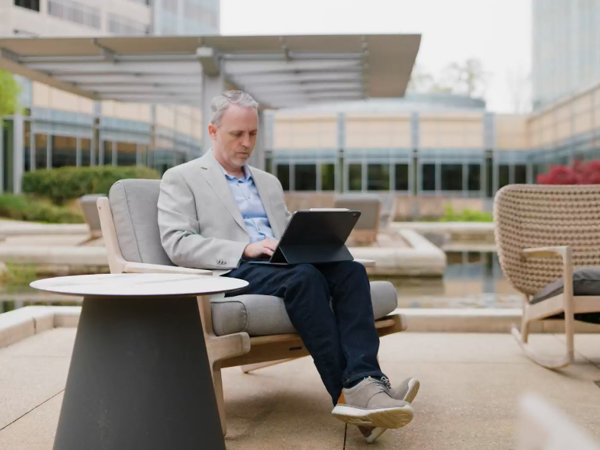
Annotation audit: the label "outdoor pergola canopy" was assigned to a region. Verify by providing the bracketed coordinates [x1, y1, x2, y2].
[0, 34, 420, 109]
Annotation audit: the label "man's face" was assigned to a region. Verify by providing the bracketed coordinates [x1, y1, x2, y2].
[209, 105, 258, 168]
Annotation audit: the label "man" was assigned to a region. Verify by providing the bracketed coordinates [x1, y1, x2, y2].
[157, 90, 419, 443]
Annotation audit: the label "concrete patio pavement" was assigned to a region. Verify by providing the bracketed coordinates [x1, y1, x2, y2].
[1, 327, 600, 449]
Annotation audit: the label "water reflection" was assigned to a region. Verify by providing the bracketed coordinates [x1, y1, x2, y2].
[380, 251, 521, 309]
[0, 251, 521, 313]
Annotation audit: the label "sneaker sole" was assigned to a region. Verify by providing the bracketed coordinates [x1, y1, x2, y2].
[331, 404, 414, 429]
[365, 379, 421, 444]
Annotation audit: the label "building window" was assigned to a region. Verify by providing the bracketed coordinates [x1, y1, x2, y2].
[348, 164, 362, 191]
[321, 163, 335, 191]
[52, 136, 77, 168]
[468, 164, 481, 191]
[276, 164, 290, 191]
[367, 164, 390, 191]
[117, 142, 137, 166]
[514, 164, 527, 184]
[498, 164, 510, 189]
[421, 164, 436, 191]
[294, 164, 317, 191]
[441, 164, 463, 191]
[14, 0, 40, 12]
[395, 164, 409, 191]
[80, 138, 91, 167]
[35, 134, 48, 170]
[48, 0, 101, 29]
[108, 14, 148, 35]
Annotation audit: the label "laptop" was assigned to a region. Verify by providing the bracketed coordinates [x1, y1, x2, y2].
[249, 208, 361, 265]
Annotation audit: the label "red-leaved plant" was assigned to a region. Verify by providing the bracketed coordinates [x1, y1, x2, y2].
[537, 160, 600, 185]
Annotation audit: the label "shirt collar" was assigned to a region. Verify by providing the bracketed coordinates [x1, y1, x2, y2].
[218, 163, 251, 182]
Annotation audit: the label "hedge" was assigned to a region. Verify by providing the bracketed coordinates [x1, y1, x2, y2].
[0, 194, 84, 223]
[439, 204, 493, 222]
[22, 165, 160, 205]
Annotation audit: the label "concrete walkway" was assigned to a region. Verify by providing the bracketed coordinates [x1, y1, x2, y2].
[1, 329, 600, 449]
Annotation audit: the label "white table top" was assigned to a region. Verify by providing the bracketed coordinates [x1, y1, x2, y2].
[30, 273, 248, 297]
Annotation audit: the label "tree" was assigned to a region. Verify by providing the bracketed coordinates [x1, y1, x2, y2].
[506, 64, 532, 114]
[407, 58, 488, 99]
[406, 64, 436, 94]
[0, 69, 21, 122]
[437, 58, 488, 98]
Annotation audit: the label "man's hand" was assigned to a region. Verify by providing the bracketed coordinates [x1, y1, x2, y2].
[243, 238, 279, 259]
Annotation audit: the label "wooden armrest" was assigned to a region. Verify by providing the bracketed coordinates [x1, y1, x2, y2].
[522, 246, 570, 259]
[355, 258, 376, 267]
[123, 261, 213, 275]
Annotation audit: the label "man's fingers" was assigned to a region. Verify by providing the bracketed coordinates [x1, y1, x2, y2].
[263, 247, 274, 256]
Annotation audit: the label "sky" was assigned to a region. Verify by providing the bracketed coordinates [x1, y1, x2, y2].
[220, 0, 532, 113]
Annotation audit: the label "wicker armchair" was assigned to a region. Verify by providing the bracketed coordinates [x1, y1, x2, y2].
[494, 185, 600, 369]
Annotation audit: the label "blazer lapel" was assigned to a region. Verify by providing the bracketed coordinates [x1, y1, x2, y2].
[250, 167, 282, 238]
[198, 151, 247, 234]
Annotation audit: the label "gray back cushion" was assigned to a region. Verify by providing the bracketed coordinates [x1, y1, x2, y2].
[109, 179, 174, 266]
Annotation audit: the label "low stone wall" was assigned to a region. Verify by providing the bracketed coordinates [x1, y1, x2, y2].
[282, 192, 488, 221]
[3, 306, 599, 351]
[351, 229, 446, 277]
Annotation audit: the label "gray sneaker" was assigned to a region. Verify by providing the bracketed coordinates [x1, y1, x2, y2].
[358, 377, 420, 443]
[331, 376, 415, 429]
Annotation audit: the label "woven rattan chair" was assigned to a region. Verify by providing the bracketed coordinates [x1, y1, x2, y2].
[495, 185, 600, 369]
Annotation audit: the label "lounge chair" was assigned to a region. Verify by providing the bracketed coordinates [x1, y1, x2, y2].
[77, 194, 106, 245]
[494, 185, 600, 369]
[334, 194, 382, 245]
[97, 179, 406, 434]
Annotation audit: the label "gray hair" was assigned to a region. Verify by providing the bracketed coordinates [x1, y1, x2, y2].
[210, 90, 259, 126]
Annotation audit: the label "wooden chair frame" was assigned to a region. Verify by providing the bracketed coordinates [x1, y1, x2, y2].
[513, 246, 600, 369]
[96, 197, 407, 435]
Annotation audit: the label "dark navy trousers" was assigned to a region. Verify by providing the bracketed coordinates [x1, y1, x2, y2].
[224, 260, 384, 404]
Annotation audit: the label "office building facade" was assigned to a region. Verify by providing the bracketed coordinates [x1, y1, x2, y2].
[532, 0, 600, 109]
[0, 0, 218, 192]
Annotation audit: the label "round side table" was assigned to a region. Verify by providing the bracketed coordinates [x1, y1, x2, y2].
[31, 273, 248, 450]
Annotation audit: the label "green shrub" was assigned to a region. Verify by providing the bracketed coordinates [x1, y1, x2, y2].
[0, 263, 38, 287]
[0, 194, 83, 223]
[439, 204, 493, 222]
[22, 165, 160, 205]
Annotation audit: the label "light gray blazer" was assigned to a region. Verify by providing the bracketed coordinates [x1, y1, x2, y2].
[157, 150, 292, 275]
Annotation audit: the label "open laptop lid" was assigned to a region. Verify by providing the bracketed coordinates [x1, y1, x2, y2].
[267, 209, 361, 264]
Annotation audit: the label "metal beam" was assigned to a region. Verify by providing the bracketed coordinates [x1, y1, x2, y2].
[27, 61, 202, 75]
[248, 83, 363, 95]
[0, 49, 98, 100]
[234, 72, 363, 86]
[83, 85, 203, 94]
[223, 59, 361, 75]
[196, 47, 220, 77]
[64, 75, 202, 86]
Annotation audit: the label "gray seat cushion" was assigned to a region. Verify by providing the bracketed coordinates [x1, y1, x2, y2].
[109, 179, 400, 336]
[531, 267, 600, 324]
[211, 280, 398, 337]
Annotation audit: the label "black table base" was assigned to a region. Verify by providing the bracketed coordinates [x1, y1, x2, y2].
[53, 295, 226, 450]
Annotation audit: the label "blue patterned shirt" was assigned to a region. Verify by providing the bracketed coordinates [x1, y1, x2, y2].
[220, 164, 275, 244]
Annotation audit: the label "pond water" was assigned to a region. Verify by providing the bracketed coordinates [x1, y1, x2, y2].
[0, 251, 521, 314]
[388, 251, 521, 309]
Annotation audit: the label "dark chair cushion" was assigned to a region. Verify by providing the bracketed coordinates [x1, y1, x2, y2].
[531, 267, 600, 324]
